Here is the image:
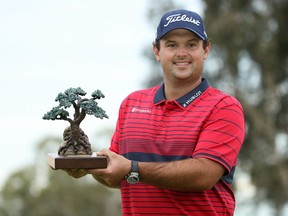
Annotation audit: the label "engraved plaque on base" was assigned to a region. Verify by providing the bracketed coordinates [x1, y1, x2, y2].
[47, 153, 108, 169]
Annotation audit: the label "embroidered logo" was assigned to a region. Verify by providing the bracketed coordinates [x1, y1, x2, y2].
[183, 91, 202, 108]
[164, 14, 201, 27]
[132, 107, 152, 113]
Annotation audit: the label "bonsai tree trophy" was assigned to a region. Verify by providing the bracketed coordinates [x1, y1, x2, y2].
[43, 87, 108, 169]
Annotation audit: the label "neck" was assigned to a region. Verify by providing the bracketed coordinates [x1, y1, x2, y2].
[164, 78, 202, 100]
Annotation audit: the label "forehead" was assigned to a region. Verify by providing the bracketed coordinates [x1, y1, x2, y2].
[161, 29, 200, 41]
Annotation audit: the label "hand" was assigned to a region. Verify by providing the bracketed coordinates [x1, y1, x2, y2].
[63, 169, 88, 178]
[87, 148, 131, 188]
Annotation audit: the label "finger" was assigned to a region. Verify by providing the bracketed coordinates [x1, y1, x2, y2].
[64, 169, 87, 178]
[87, 168, 105, 175]
[64, 169, 76, 176]
[96, 148, 113, 158]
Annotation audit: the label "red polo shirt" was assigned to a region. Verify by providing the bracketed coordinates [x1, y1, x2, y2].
[110, 79, 245, 215]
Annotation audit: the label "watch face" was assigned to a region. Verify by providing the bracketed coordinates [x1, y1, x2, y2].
[127, 173, 139, 184]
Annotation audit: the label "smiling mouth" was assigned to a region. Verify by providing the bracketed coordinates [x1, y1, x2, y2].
[174, 61, 191, 66]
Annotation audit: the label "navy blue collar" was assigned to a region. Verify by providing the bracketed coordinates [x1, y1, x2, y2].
[154, 78, 210, 108]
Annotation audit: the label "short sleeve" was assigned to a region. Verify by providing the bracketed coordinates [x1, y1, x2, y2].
[192, 96, 245, 173]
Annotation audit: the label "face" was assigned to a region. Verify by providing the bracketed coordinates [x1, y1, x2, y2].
[153, 29, 210, 87]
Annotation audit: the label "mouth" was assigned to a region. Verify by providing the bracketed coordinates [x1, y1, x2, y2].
[174, 61, 191, 67]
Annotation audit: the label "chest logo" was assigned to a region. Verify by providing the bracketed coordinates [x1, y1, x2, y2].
[132, 107, 152, 113]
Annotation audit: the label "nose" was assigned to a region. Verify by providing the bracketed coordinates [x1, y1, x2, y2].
[176, 47, 188, 58]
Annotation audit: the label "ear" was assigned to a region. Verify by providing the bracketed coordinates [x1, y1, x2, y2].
[153, 45, 160, 61]
[203, 41, 211, 60]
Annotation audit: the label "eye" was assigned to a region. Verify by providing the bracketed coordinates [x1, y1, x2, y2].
[165, 42, 177, 48]
[187, 42, 197, 48]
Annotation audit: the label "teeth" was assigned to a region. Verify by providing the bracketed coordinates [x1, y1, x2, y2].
[175, 62, 189, 65]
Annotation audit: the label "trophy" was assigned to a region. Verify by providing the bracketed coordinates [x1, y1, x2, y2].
[43, 87, 108, 169]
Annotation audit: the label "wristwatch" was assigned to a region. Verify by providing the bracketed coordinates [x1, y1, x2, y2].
[125, 160, 140, 184]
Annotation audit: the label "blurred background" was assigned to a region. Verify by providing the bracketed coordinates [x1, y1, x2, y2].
[0, 0, 287, 215]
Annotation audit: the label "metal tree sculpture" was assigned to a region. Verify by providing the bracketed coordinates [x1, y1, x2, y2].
[43, 87, 108, 156]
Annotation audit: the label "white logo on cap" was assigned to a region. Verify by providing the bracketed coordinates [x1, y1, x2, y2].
[164, 13, 201, 27]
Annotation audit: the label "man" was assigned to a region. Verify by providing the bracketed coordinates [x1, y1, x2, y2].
[67, 9, 245, 215]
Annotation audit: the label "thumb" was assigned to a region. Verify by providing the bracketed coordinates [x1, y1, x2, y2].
[96, 148, 113, 157]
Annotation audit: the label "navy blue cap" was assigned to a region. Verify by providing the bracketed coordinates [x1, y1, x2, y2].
[155, 9, 208, 42]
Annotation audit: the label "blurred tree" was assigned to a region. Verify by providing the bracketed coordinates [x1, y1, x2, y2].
[143, 0, 288, 215]
[203, 1, 288, 215]
[0, 136, 121, 216]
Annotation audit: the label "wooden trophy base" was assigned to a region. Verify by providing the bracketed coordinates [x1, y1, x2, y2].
[47, 153, 107, 169]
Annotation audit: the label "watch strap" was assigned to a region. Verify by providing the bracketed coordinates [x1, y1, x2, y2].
[131, 160, 139, 173]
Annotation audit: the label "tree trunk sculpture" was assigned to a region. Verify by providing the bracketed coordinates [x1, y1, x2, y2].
[43, 87, 108, 156]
